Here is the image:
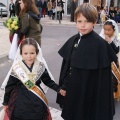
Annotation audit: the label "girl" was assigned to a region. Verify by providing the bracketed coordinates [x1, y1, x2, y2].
[1, 38, 65, 120]
[100, 19, 120, 100]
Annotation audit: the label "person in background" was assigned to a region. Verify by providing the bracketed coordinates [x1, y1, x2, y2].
[100, 7, 106, 25]
[9, 0, 15, 17]
[109, 7, 114, 20]
[15, 0, 20, 16]
[57, 0, 65, 20]
[56, 3, 117, 120]
[47, 0, 52, 19]
[100, 19, 120, 101]
[42, 0, 47, 17]
[114, 7, 119, 23]
[17, 0, 42, 46]
[70, 0, 76, 22]
[36, 0, 42, 18]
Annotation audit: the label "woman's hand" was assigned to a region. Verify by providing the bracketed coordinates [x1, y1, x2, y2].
[59, 89, 66, 96]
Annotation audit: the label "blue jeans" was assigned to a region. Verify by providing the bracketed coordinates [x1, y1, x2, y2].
[48, 10, 53, 17]
[38, 7, 42, 18]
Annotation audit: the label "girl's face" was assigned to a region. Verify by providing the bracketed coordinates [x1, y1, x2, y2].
[76, 13, 96, 35]
[21, 45, 37, 67]
[19, 0, 25, 10]
[104, 25, 114, 37]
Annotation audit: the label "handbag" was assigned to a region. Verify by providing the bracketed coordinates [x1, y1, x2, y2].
[56, 6, 62, 12]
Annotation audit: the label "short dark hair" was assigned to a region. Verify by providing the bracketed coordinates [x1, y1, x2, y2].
[104, 21, 115, 31]
[74, 3, 98, 23]
[20, 38, 39, 55]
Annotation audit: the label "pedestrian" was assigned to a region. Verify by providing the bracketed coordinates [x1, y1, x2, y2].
[36, 0, 42, 18]
[47, 0, 52, 19]
[100, 7, 106, 25]
[1, 38, 66, 120]
[17, 0, 42, 46]
[42, 0, 47, 17]
[56, 3, 118, 120]
[100, 19, 120, 100]
[57, 0, 65, 20]
[15, 0, 20, 16]
[9, 0, 15, 17]
[109, 7, 114, 20]
[70, 0, 76, 22]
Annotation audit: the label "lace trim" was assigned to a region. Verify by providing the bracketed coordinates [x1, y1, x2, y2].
[11, 60, 45, 83]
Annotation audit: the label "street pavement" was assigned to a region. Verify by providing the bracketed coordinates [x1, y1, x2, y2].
[0, 15, 120, 120]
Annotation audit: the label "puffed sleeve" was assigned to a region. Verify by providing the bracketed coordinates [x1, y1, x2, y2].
[3, 75, 19, 105]
[40, 69, 60, 92]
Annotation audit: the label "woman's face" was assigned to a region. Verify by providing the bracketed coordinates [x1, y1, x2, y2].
[19, 0, 25, 10]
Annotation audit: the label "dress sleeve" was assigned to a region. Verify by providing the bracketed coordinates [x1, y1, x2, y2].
[3, 75, 19, 105]
[40, 69, 60, 92]
[58, 59, 69, 90]
[110, 41, 119, 54]
[107, 42, 118, 63]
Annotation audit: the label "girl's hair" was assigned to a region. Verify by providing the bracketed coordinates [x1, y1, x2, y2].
[104, 21, 115, 31]
[20, 38, 39, 55]
[19, 0, 39, 16]
[74, 3, 98, 23]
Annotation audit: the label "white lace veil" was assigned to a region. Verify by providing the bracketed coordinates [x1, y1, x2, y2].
[1, 39, 54, 93]
[99, 19, 120, 46]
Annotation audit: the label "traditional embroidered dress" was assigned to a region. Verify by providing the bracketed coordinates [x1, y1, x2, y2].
[100, 19, 120, 100]
[1, 41, 60, 120]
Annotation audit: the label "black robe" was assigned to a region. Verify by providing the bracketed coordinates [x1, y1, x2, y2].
[3, 62, 60, 120]
[56, 31, 117, 120]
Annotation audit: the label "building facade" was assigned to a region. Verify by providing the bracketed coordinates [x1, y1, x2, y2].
[1, 0, 120, 15]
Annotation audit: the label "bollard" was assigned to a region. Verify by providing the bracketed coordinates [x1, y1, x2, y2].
[1, 8, 2, 18]
[59, 11, 61, 24]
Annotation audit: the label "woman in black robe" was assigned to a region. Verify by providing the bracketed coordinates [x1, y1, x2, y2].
[56, 3, 118, 120]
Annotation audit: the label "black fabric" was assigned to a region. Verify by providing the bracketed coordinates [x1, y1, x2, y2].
[56, 30, 117, 120]
[110, 41, 119, 54]
[70, 1, 76, 21]
[28, 11, 41, 21]
[61, 67, 115, 120]
[58, 31, 117, 69]
[3, 67, 60, 119]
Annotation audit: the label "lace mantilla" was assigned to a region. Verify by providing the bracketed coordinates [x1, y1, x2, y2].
[11, 60, 45, 83]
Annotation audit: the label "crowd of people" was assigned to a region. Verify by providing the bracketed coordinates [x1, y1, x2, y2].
[1, 0, 120, 120]
[97, 6, 120, 24]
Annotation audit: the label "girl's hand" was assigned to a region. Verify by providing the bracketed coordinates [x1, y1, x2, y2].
[59, 89, 66, 96]
[3, 106, 8, 111]
[105, 35, 112, 43]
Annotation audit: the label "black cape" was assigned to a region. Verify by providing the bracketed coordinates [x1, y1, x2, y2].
[56, 31, 117, 120]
